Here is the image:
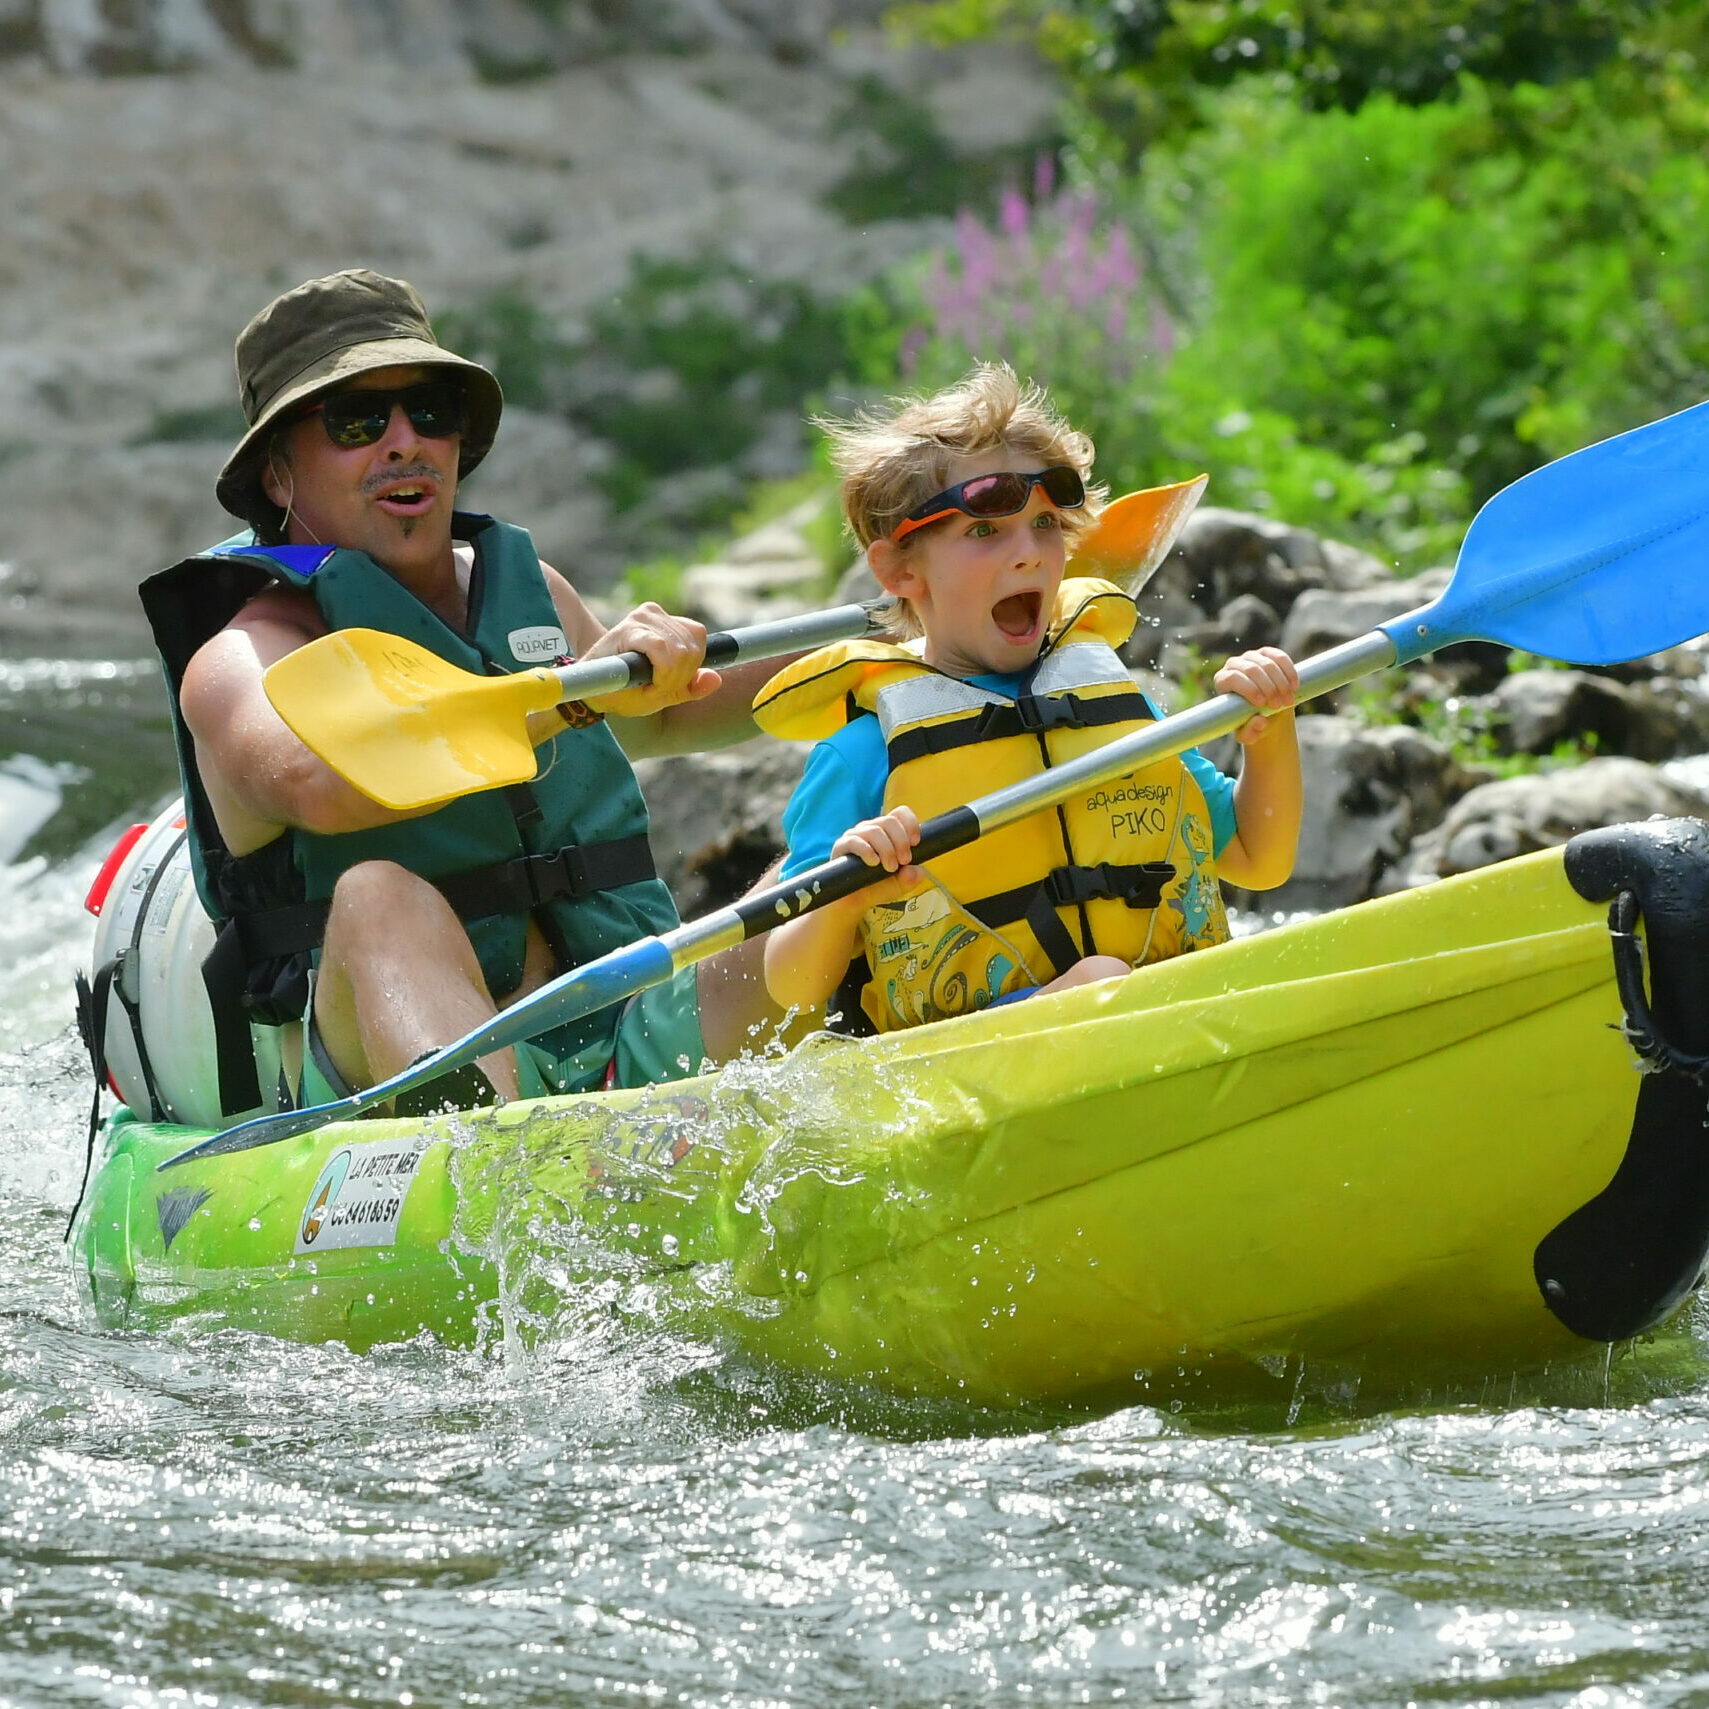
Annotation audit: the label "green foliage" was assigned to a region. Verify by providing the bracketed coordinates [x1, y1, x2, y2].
[826, 76, 1056, 222]
[574, 256, 851, 516]
[1069, 0, 1641, 112]
[897, 0, 1654, 116]
[1140, 71, 1709, 512]
[441, 259, 855, 553]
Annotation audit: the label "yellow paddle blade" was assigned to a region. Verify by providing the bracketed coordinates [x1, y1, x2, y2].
[263, 629, 565, 811]
[1070, 474, 1209, 590]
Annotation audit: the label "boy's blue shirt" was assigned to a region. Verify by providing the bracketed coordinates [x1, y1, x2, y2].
[778, 666, 1238, 880]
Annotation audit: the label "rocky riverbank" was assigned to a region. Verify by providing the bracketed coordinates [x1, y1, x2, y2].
[636, 502, 1709, 915]
[0, 0, 1056, 655]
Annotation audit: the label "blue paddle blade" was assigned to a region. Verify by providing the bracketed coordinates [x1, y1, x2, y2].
[1384, 397, 1709, 666]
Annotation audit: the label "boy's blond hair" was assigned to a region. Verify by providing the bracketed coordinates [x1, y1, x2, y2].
[817, 364, 1106, 636]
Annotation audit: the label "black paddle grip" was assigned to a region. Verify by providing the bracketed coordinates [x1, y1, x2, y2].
[608, 632, 798, 685]
[732, 806, 982, 939]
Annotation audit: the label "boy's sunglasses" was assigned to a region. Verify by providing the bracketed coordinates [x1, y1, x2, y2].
[303, 380, 465, 450]
[891, 465, 1086, 542]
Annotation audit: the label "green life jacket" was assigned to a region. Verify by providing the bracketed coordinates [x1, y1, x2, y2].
[139, 513, 676, 1112]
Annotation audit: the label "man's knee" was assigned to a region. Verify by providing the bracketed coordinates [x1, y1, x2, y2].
[328, 859, 441, 919]
[323, 861, 465, 962]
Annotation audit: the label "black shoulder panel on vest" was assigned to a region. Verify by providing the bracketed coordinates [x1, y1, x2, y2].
[1535, 817, 1709, 1341]
[140, 553, 277, 683]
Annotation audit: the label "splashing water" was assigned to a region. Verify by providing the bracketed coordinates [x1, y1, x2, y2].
[9, 690, 1709, 1706]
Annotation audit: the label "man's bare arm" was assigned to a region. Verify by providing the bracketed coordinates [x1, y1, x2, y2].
[178, 588, 439, 855]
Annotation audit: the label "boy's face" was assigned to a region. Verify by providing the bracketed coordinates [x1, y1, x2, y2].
[870, 449, 1070, 679]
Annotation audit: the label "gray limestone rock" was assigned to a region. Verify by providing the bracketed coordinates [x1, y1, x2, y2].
[1383, 756, 1709, 889]
[1481, 668, 1709, 763]
[1240, 714, 1480, 913]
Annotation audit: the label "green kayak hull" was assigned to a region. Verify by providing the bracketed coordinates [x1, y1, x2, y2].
[69, 833, 1709, 1409]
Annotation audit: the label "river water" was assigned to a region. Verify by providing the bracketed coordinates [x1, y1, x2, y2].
[6, 658, 1709, 1708]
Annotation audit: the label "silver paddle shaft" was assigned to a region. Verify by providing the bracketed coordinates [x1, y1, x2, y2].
[549, 600, 889, 702]
[960, 627, 1397, 841]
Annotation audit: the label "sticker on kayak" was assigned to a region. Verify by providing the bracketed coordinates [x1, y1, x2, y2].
[586, 1093, 707, 1194]
[295, 1137, 428, 1254]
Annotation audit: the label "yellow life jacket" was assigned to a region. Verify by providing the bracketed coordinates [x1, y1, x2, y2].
[754, 578, 1231, 1033]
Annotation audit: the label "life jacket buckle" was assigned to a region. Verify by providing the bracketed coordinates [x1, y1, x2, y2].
[1010, 692, 1088, 733]
[518, 846, 594, 905]
[1043, 861, 1176, 910]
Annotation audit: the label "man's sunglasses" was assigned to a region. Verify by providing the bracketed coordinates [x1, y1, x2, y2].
[892, 465, 1086, 542]
[303, 380, 465, 450]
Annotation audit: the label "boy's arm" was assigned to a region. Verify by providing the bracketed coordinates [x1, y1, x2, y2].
[764, 807, 923, 1013]
[1219, 715, 1302, 888]
[1209, 647, 1302, 891]
[764, 892, 875, 1013]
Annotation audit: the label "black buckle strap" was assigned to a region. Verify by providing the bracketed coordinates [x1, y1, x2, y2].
[202, 921, 267, 1115]
[433, 832, 656, 919]
[67, 961, 118, 1238]
[1043, 861, 1176, 911]
[887, 690, 1152, 768]
[1004, 692, 1088, 733]
[213, 834, 656, 987]
[967, 861, 1176, 981]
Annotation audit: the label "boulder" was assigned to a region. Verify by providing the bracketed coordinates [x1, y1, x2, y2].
[1383, 756, 1709, 888]
[1169, 505, 1389, 616]
[1159, 593, 1282, 673]
[1481, 668, 1709, 763]
[1277, 570, 1450, 660]
[635, 739, 807, 913]
[1237, 714, 1480, 913]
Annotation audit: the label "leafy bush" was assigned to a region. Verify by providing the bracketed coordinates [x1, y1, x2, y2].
[441, 258, 856, 558]
[1141, 73, 1709, 509]
[843, 164, 1468, 565]
[845, 163, 1176, 487]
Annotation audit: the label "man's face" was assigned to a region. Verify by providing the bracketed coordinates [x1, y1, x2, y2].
[261, 365, 462, 577]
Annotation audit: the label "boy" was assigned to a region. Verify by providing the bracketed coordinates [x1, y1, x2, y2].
[753, 365, 1301, 1034]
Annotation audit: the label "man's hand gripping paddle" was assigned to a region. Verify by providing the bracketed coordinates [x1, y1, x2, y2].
[166, 401, 1709, 1163]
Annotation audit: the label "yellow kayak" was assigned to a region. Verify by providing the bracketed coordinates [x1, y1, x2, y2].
[70, 821, 1709, 1409]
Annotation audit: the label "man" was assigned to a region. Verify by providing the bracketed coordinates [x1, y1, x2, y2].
[142, 269, 787, 1116]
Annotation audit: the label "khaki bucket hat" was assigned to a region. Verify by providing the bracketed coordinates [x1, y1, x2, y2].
[216, 269, 503, 533]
